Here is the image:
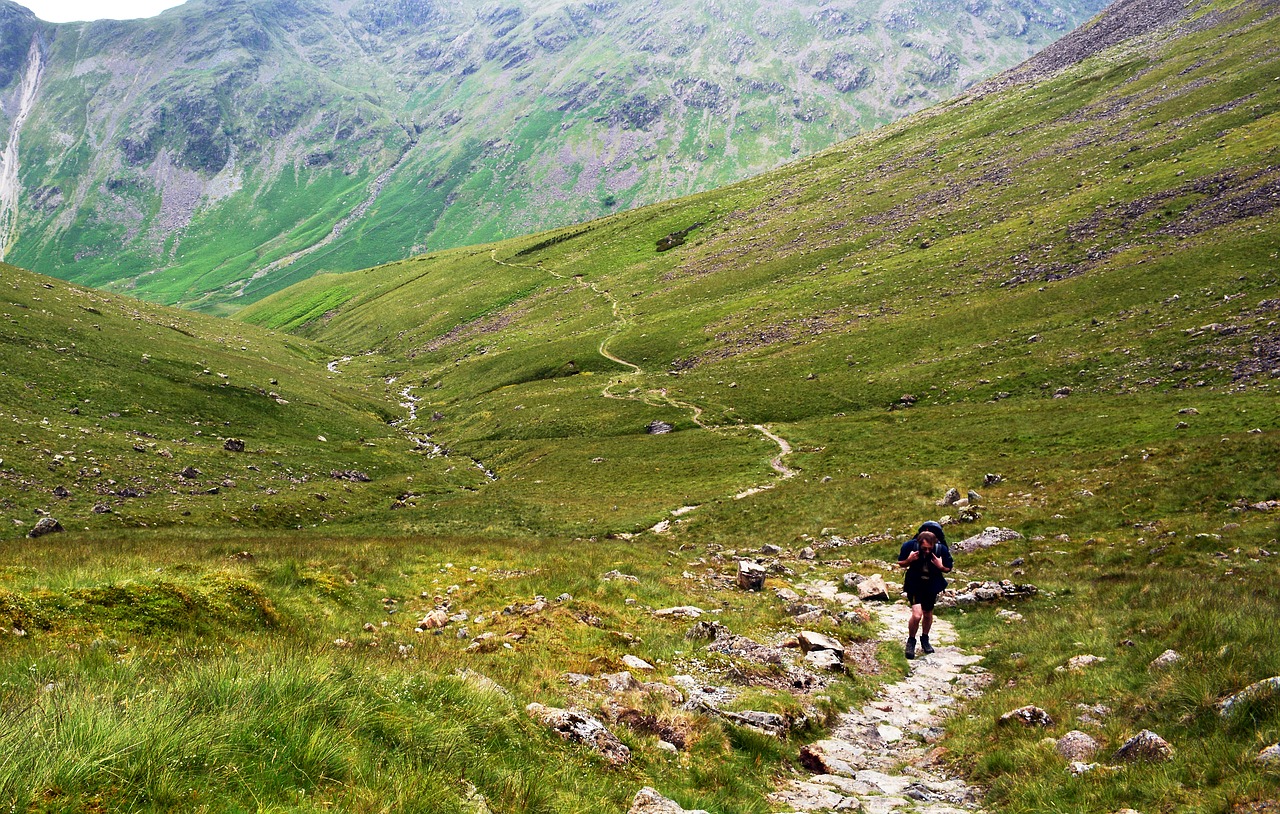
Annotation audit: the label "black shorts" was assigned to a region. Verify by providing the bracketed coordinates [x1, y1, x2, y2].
[906, 588, 939, 612]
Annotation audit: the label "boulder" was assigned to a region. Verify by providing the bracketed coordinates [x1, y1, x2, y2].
[938, 487, 961, 506]
[223, 438, 246, 452]
[622, 655, 655, 671]
[646, 421, 674, 435]
[526, 703, 630, 765]
[967, 489, 982, 504]
[760, 543, 781, 555]
[27, 517, 64, 538]
[856, 573, 891, 602]
[1149, 649, 1182, 671]
[841, 572, 863, 590]
[954, 527, 1024, 553]
[601, 671, 641, 693]
[1112, 730, 1173, 763]
[1056, 730, 1099, 761]
[983, 473, 1004, 485]
[797, 630, 844, 656]
[416, 609, 449, 630]
[737, 560, 766, 591]
[798, 546, 817, 560]
[804, 649, 845, 672]
[1257, 743, 1280, 765]
[92, 503, 112, 514]
[1219, 676, 1280, 717]
[627, 788, 710, 814]
[999, 706, 1054, 728]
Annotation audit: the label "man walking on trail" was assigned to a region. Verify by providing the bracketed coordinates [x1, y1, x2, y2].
[899, 521, 953, 659]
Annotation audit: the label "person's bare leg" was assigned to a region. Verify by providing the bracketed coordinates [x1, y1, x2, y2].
[921, 611, 933, 637]
[908, 604, 923, 637]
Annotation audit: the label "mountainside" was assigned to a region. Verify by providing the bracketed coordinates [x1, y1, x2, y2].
[0, 0, 1106, 312]
[1, 1, 1278, 812]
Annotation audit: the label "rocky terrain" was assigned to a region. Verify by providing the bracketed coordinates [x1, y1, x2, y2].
[0, 0, 1106, 310]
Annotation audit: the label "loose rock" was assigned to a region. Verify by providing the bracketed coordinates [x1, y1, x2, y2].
[1257, 743, 1280, 765]
[1113, 730, 1174, 763]
[856, 573, 891, 602]
[622, 655, 655, 671]
[1219, 676, 1280, 716]
[1149, 649, 1182, 671]
[954, 527, 1024, 553]
[654, 606, 705, 619]
[223, 438, 246, 452]
[737, 560, 767, 591]
[526, 703, 631, 765]
[999, 706, 1054, 728]
[1056, 730, 1099, 761]
[797, 630, 845, 656]
[27, 518, 63, 538]
[628, 787, 710, 814]
[938, 487, 961, 506]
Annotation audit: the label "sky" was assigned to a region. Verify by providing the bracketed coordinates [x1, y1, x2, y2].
[18, 0, 185, 23]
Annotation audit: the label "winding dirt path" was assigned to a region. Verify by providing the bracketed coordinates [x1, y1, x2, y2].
[488, 249, 798, 495]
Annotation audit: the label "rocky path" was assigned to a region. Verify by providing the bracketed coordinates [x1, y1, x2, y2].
[769, 604, 990, 814]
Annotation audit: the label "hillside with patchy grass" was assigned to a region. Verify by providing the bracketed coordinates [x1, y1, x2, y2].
[1, 0, 1278, 811]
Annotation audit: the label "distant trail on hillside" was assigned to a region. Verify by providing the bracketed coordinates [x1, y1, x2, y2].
[488, 248, 799, 499]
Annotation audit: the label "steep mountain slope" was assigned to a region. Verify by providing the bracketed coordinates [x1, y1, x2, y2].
[243, 0, 1279, 534]
[0, 0, 1106, 311]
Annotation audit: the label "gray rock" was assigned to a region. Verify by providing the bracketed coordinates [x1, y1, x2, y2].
[954, 527, 1024, 553]
[1112, 729, 1173, 763]
[857, 573, 891, 602]
[684, 621, 726, 641]
[841, 572, 863, 589]
[601, 671, 640, 693]
[27, 517, 63, 538]
[1219, 676, 1280, 716]
[622, 655, 655, 671]
[760, 543, 781, 555]
[1257, 743, 1280, 765]
[223, 438, 246, 452]
[602, 569, 640, 583]
[1056, 730, 1099, 761]
[797, 630, 844, 656]
[938, 487, 961, 506]
[999, 705, 1053, 728]
[804, 649, 845, 672]
[92, 503, 112, 514]
[526, 703, 631, 765]
[737, 560, 766, 591]
[646, 421, 674, 435]
[967, 489, 982, 504]
[983, 473, 1004, 485]
[1149, 649, 1182, 671]
[798, 546, 817, 560]
[653, 606, 704, 619]
[178, 466, 201, 479]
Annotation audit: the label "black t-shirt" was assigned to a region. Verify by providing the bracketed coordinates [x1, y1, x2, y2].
[899, 539, 953, 592]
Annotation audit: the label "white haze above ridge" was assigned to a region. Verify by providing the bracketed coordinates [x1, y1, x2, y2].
[17, 0, 184, 23]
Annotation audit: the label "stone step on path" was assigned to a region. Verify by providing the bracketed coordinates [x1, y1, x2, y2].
[769, 603, 991, 814]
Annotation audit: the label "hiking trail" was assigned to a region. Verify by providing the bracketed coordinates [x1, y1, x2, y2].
[488, 249, 797, 497]
[769, 603, 990, 814]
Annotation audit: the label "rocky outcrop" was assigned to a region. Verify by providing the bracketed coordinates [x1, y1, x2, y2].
[954, 527, 1024, 553]
[526, 703, 631, 765]
[1112, 730, 1174, 763]
[27, 517, 63, 538]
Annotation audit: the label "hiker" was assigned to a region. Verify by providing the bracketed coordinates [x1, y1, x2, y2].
[898, 520, 953, 659]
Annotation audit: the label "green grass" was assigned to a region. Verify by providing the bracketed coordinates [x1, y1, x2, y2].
[2, 1, 1279, 811]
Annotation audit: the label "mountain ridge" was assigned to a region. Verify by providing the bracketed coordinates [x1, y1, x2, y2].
[0, 0, 1106, 311]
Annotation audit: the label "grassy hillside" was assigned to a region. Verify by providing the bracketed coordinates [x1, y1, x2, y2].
[1, 0, 1277, 811]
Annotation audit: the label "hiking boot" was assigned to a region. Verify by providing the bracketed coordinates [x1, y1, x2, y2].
[905, 637, 916, 660]
[920, 635, 934, 655]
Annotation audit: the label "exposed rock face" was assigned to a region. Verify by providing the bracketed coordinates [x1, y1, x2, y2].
[646, 420, 674, 435]
[526, 703, 631, 765]
[27, 517, 63, 538]
[1113, 729, 1174, 763]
